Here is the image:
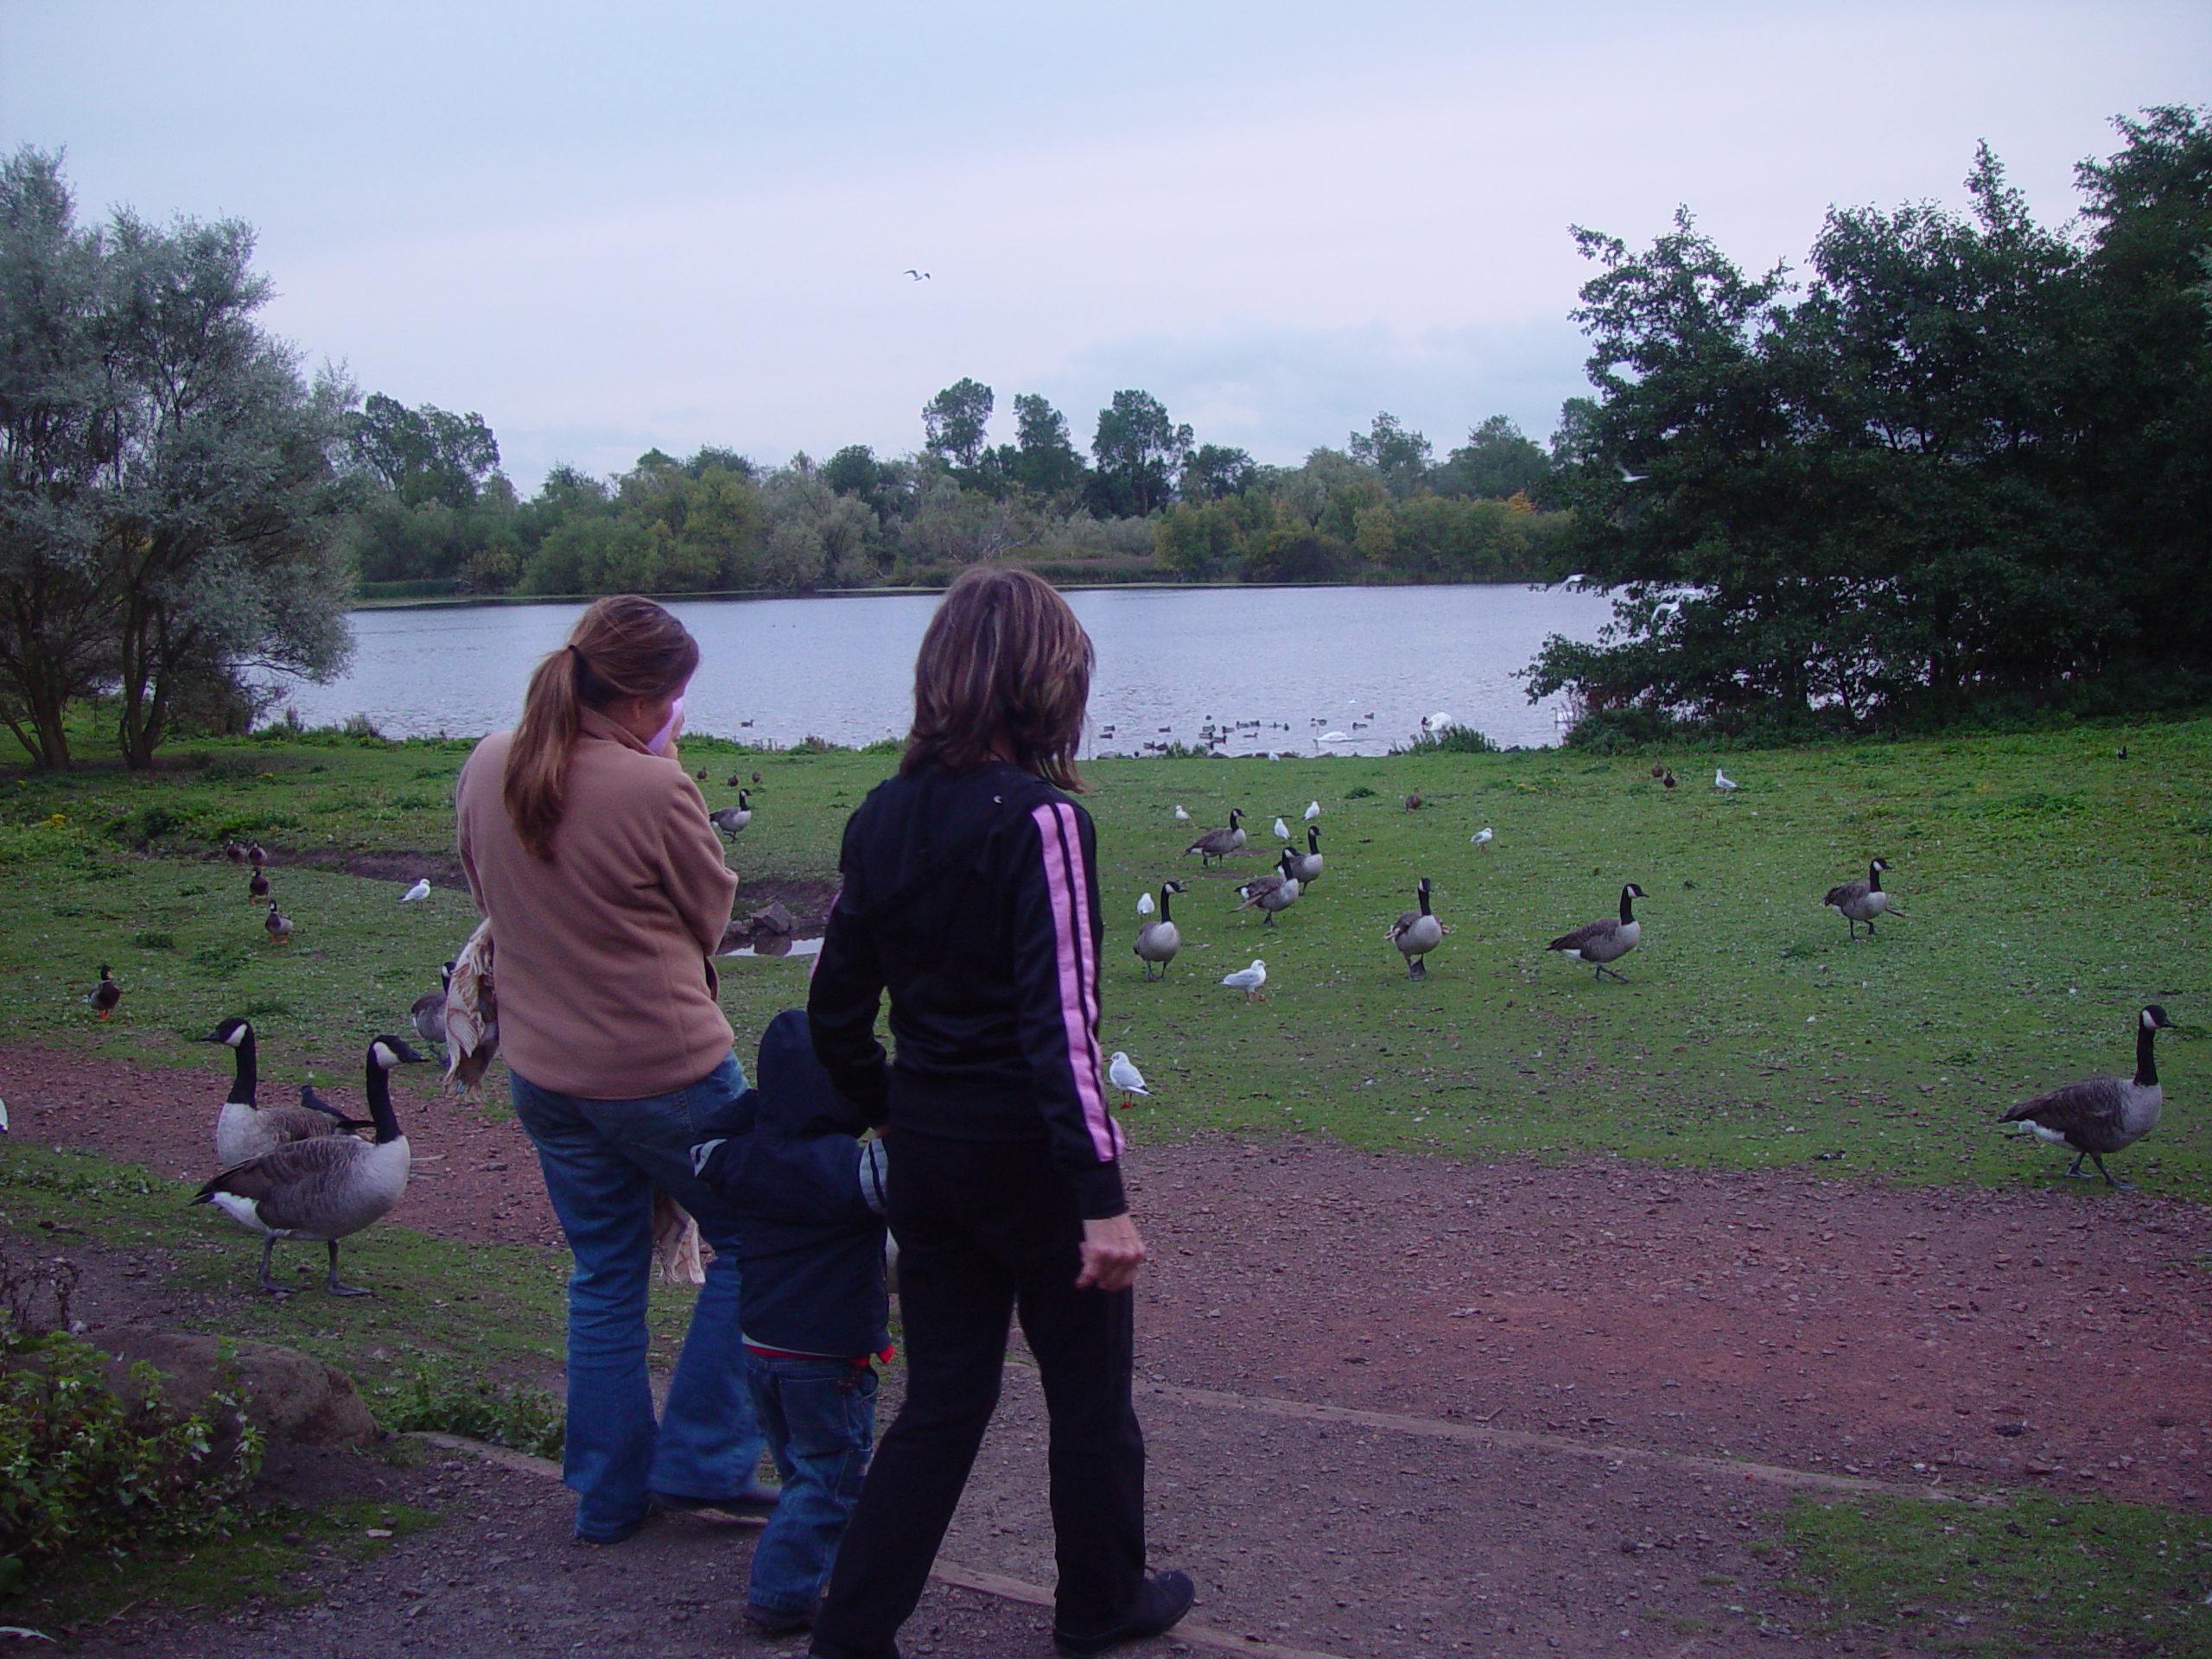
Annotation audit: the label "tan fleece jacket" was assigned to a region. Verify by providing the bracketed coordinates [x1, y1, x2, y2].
[454, 709, 737, 1099]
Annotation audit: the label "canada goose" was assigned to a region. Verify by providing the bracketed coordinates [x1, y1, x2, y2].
[200, 1017, 365, 1169]
[1108, 1052, 1150, 1107]
[1304, 800, 1320, 820]
[1184, 808, 1246, 867]
[1549, 884, 1648, 982]
[410, 961, 454, 1051]
[264, 900, 291, 944]
[247, 841, 267, 870]
[1234, 851, 1301, 925]
[297, 1084, 368, 1132]
[247, 868, 270, 900]
[1219, 959, 1268, 1002]
[1386, 878, 1444, 977]
[710, 791, 752, 836]
[1289, 825, 1323, 887]
[400, 878, 431, 903]
[1134, 882, 1185, 980]
[195, 1034, 426, 1295]
[1471, 827, 1493, 849]
[87, 964, 121, 1020]
[1824, 857, 1896, 940]
[2000, 1007, 2178, 1189]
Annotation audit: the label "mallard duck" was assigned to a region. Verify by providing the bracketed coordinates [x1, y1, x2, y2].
[86, 964, 122, 1020]
[1184, 808, 1246, 867]
[1134, 882, 1185, 980]
[1404, 791, 1422, 811]
[1548, 884, 1648, 982]
[1108, 1052, 1150, 1107]
[1386, 877, 1444, 977]
[2000, 1007, 2178, 1189]
[246, 841, 267, 870]
[1234, 851, 1301, 925]
[224, 840, 248, 864]
[264, 900, 291, 944]
[1824, 857, 1896, 940]
[1289, 825, 1323, 887]
[1661, 771, 1677, 790]
[710, 790, 752, 836]
[202, 1017, 367, 1167]
[1218, 959, 1268, 1002]
[247, 868, 270, 900]
[196, 1035, 424, 1295]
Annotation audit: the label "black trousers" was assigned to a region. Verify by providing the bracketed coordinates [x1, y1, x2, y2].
[810, 1129, 1146, 1659]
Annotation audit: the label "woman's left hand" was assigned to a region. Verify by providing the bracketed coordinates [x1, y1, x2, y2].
[1076, 1213, 1147, 1291]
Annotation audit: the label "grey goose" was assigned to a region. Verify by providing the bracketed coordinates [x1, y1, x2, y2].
[2000, 1006, 2177, 1189]
[1549, 884, 1648, 982]
[1289, 825, 1323, 887]
[1184, 808, 1247, 867]
[203, 1017, 367, 1167]
[1824, 857, 1897, 940]
[1386, 877, 1444, 977]
[1134, 882, 1185, 980]
[1234, 850, 1301, 925]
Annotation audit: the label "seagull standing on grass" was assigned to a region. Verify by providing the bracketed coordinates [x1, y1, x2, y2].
[1714, 769, 1738, 791]
[1219, 960, 1268, 1002]
[1108, 1052, 1150, 1107]
[1304, 801, 1320, 821]
[1272, 817, 1291, 842]
[400, 878, 431, 904]
[1135, 892, 1154, 916]
[1174, 804, 1191, 822]
[1471, 827, 1493, 849]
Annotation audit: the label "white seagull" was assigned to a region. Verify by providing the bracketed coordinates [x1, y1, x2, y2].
[1616, 463, 1649, 483]
[1422, 711, 1452, 731]
[1219, 959, 1268, 1002]
[1714, 768, 1739, 791]
[1304, 801, 1320, 821]
[400, 878, 431, 903]
[1173, 804, 1191, 821]
[1471, 827, 1493, 848]
[1136, 891, 1154, 917]
[1272, 817, 1291, 842]
[1108, 1052, 1150, 1106]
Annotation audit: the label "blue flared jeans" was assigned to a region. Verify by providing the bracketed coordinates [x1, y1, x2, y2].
[511, 1052, 761, 1541]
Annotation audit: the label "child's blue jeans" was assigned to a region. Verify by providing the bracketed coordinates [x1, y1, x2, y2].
[746, 1352, 879, 1619]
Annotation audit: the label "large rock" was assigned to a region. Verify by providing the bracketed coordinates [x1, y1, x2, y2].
[105, 1332, 379, 1446]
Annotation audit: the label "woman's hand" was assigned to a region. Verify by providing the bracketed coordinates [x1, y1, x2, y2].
[1076, 1212, 1147, 1291]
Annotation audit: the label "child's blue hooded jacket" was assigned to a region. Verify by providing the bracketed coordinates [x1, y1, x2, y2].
[701, 1008, 889, 1358]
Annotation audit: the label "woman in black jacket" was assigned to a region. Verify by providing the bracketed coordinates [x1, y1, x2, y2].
[806, 566, 1191, 1659]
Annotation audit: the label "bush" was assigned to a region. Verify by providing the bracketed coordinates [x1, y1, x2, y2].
[368, 1363, 563, 1460]
[1392, 722, 1500, 755]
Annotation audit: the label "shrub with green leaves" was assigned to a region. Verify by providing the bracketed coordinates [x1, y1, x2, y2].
[1392, 722, 1500, 755]
[368, 1363, 563, 1461]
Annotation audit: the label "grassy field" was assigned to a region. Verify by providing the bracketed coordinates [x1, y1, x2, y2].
[4, 715, 2208, 1192]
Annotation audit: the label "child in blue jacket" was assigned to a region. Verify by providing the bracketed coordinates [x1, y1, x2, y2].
[692, 1007, 890, 1636]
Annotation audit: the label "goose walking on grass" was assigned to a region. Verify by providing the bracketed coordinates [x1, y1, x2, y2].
[1234, 851, 1301, 925]
[1289, 825, 1323, 887]
[1219, 959, 1268, 1002]
[264, 900, 292, 944]
[194, 1035, 426, 1295]
[86, 964, 121, 1020]
[1108, 1052, 1150, 1107]
[2000, 1006, 2179, 1190]
[709, 790, 752, 836]
[1134, 882, 1185, 980]
[1548, 884, 1648, 982]
[1184, 808, 1246, 867]
[203, 1016, 368, 1167]
[1387, 878, 1444, 977]
[1824, 857, 1897, 940]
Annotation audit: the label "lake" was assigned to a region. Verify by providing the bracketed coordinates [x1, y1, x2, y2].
[272, 584, 1611, 755]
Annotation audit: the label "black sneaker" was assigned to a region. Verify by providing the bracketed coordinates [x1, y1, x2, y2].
[1052, 1571, 1196, 1658]
[649, 1479, 780, 1519]
[745, 1603, 812, 1637]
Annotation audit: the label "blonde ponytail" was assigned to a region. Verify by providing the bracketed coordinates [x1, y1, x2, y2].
[504, 598, 700, 860]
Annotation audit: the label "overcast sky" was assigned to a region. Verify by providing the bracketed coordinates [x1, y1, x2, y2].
[4, 2, 2204, 490]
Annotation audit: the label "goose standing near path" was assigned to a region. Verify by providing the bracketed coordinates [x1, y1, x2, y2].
[1134, 881, 1185, 980]
[195, 1034, 427, 1294]
[1184, 807, 1246, 867]
[1386, 878, 1444, 977]
[2000, 1007, 2179, 1189]
[1234, 850, 1301, 925]
[710, 790, 752, 836]
[204, 1016, 369, 1166]
[1219, 959, 1268, 1002]
[1289, 825, 1323, 887]
[86, 964, 121, 1020]
[1824, 858, 1896, 940]
[1548, 884, 1649, 982]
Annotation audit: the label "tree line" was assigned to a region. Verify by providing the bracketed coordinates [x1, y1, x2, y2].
[1530, 105, 2212, 742]
[347, 379, 1573, 598]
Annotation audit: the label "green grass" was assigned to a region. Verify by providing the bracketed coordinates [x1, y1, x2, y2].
[3, 717, 2211, 1192]
[1780, 1491, 2212, 1655]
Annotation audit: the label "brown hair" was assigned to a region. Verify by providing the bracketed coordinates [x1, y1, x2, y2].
[504, 594, 700, 859]
[903, 565, 1092, 791]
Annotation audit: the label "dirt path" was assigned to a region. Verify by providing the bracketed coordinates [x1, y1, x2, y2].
[7, 1046, 2211, 1655]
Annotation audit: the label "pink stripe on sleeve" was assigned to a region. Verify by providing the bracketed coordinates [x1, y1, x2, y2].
[1033, 801, 1121, 1162]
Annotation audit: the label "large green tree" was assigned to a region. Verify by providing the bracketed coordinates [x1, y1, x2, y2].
[921, 378, 994, 469]
[1089, 390, 1190, 517]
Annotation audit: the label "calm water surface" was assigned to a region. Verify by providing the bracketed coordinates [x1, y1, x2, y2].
[276, 585, 1610, 755]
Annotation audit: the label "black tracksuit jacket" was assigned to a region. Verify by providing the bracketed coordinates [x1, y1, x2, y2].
[806, 760, 1126, 1218]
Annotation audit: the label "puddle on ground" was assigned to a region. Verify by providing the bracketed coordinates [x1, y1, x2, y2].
[720, 936, 824, 959]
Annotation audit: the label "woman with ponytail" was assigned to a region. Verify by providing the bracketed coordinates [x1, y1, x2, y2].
[455, 594, 772, 1542]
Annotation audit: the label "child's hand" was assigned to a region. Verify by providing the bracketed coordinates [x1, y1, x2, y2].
[1076, 1213, 1146, 1291]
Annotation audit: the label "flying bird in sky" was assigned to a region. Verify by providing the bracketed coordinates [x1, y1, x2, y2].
[903, 269, 931, 280]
